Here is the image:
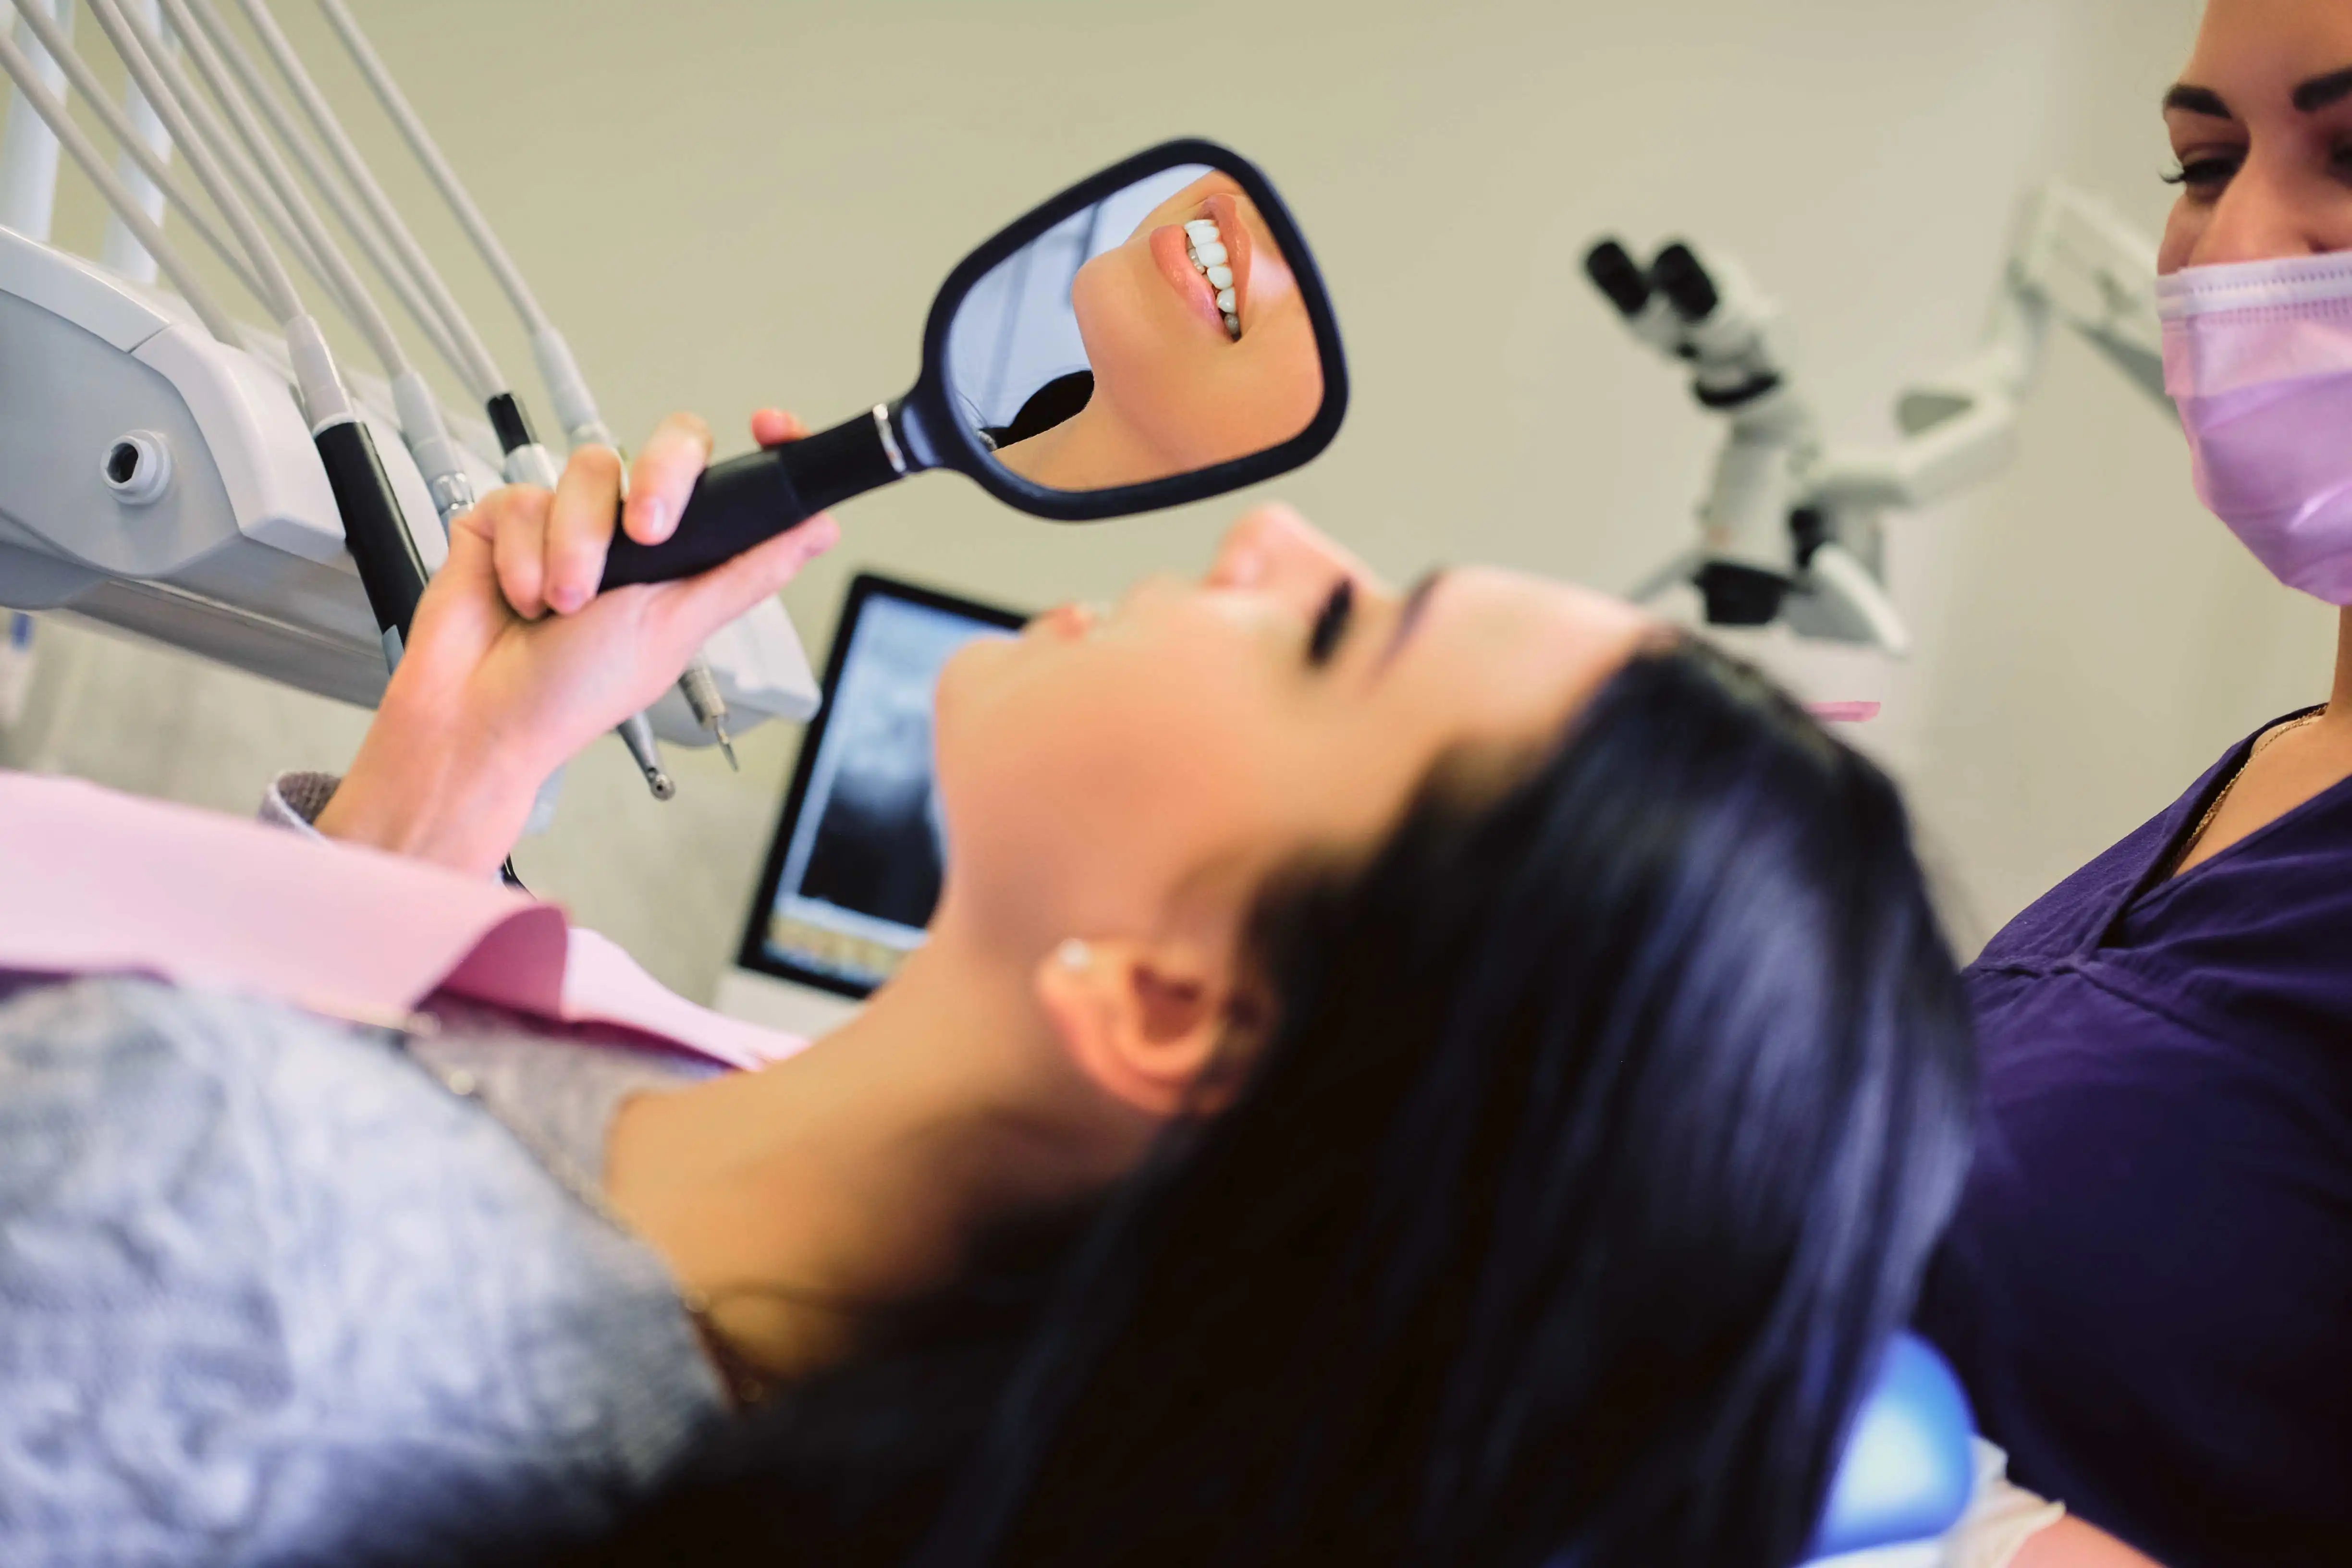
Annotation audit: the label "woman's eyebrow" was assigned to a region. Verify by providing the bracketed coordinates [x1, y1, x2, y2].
[1378, 570, 1445, 673]
[2293, 65, 2352, 113]
[2164, 83, 2232, 120]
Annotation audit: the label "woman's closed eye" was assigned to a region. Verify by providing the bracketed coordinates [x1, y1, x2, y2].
[2163, 154, 2240, 193]
[1306, 579, 1355, 668]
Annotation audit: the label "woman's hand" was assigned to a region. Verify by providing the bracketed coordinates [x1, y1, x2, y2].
[316, 409, 837, 877]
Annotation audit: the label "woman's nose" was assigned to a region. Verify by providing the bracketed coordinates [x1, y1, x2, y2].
[1206, 505, 1385, 607]
[2191, 157, 2335, 266]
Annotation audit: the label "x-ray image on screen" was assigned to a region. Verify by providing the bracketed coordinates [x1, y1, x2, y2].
[754, 582, 1020, 995]
[795, 624, 951, 930]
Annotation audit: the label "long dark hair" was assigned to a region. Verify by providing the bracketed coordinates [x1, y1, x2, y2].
[570, 640, 1975, 1568]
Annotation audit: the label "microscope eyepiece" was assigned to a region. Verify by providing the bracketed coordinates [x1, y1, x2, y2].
[1651, 242, 1721, 323]
[1584, 239, 1652, 318]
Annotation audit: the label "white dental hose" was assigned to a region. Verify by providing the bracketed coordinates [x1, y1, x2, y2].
[144, 0, 395, 370]
[138, 0, 478, 527]
[233, 0, 524, 415]
[176, 0, 468, 386]
[227, 0, 501, 404]
[77, 0, 298, 324]
[304, 0, 735, 773]
[5, 0, 265, 301]
[0, 23, 240, 341]
[102, 4, 349, 315]
[0, 0, 68, 240]
[78, 0, 432, 669]
[309, 0, 602, 447]
[94, 0, 168, 283]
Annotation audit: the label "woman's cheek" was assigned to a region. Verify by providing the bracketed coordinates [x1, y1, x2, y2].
[2158, 205, 2203, 275]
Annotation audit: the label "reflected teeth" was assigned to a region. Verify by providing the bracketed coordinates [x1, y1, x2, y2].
[1184, 218, 1242, 341]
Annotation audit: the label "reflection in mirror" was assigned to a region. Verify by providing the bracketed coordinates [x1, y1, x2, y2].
[945, 165, 1326, 493]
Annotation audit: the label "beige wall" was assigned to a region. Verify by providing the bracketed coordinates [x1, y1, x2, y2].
[10, 0, 2323, 999]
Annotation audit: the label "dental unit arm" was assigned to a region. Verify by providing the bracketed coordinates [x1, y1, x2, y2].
[1587, 181, 2170, 655]
[0, 1, 818, 766]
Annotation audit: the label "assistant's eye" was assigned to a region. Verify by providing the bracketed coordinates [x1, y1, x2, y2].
[1306, 579, 1355, 668]
[2162, 153, 2241, 194]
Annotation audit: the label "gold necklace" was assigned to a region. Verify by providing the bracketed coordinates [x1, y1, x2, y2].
[2176, 710, 2326, 870]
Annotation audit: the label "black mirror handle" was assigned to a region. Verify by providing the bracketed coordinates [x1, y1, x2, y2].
[600, 408, 904, 589]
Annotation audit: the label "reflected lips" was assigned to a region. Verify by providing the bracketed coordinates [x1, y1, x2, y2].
[1148, 193, 1251, 341]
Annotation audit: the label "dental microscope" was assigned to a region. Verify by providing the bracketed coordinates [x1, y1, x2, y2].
[1586, 181, 2171, 656]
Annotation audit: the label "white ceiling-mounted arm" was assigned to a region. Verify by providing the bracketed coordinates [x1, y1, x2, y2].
[1588, 181, 2168, 657]
[1813, 183, 2167, 514]
[2006, 179, 2166, 405]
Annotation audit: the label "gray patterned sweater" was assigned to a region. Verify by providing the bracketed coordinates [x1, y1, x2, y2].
[0, 973, 729, 1566]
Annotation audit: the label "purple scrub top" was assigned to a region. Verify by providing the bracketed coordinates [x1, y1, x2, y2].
[1914, 713, 2352, 1568]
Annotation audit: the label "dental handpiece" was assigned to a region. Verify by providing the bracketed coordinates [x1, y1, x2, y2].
[677, 661, 737, 771]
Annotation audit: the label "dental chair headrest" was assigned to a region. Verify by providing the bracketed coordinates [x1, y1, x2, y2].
[1804, 1334, 1977, 1563]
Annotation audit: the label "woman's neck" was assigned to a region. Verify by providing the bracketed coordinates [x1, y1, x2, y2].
[995, 404, 1173, 491]
[603, 931, 1134, 1381]
[2174, 607, 2352, 876]
[2332, 607, 2352, 723]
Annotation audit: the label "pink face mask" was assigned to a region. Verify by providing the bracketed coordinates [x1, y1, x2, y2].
[2161, 253, 2352, 604]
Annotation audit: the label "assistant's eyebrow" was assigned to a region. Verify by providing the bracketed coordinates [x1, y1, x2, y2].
[2164, 83, 2233, 120]
[1377, 570, 1446, 673]
[2294, 65, 2352, 113]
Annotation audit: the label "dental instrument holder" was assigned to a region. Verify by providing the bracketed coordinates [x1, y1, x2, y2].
[316, 414, 429, 662]
[598, 138, 1350, 590]
[1586, 183, 2169, 656]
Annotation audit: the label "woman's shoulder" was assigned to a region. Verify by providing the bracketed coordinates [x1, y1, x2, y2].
[1971, 727, 2275, 975]
[0, 976, 724, 1563]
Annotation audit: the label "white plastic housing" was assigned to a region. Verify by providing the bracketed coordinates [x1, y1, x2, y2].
[0, 228, 819, 735]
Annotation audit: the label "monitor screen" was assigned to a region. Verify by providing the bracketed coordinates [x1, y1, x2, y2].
[737, 574, 1027, 999]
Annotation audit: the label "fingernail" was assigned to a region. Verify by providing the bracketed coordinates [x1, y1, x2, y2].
[640, 497, 672, 541]
[1225, 547, 1265, 586]
[550, 582, 586, 614]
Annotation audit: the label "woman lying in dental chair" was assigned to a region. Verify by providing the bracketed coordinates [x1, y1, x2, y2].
[0, 411, 1976, 1567]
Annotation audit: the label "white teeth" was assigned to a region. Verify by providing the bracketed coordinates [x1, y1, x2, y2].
[1183, 216, 1241, 341]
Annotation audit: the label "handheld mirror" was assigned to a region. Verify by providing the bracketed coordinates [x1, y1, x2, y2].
[600, 139, 1348, 587]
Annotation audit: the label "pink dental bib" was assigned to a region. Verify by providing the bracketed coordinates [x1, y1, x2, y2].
[0, 769, 804, 1069]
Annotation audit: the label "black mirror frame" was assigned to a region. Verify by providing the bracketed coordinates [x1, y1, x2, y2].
[898, 137, 1349, 523]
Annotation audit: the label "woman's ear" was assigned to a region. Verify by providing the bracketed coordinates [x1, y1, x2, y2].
[1032, 937, 1253, 1119]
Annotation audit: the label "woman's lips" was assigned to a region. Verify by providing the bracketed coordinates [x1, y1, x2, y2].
[1150, 224, 1227, 334]
[1146, 192, 1252, 340]
[1031, 601, 1100, 641]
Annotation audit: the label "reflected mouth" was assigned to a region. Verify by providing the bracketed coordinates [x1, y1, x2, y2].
[1147, 194, 1250, 343]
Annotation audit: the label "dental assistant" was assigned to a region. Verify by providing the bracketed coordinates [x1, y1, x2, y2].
[1913, 4, 2352, 1566]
